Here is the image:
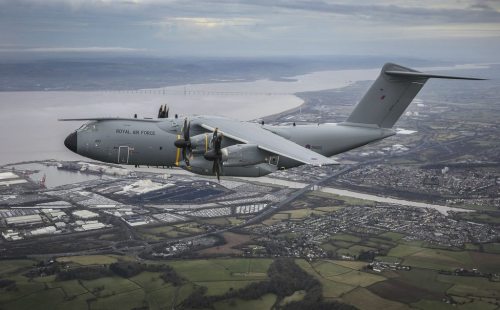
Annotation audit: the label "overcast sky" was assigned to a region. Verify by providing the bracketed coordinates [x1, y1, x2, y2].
[1, 0, 499, 61]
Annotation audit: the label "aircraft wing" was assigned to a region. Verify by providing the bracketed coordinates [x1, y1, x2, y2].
[197, 116, 338, 166]
[59, 117, 159, 122]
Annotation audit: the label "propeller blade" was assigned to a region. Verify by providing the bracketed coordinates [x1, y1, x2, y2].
[213, 160, 221, 182]
[212, 128, 218, 143]
[185, 121, 190, 142]
[218, 159, 223, 175]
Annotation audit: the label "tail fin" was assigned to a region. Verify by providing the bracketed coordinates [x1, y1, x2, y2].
[345, 63, 485, 128]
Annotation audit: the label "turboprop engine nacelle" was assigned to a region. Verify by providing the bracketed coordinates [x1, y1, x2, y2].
[221, 144, 268, 167]
[189, 134, 211, 154]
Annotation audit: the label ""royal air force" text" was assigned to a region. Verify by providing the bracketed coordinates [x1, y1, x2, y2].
[115, 129, 155, 135]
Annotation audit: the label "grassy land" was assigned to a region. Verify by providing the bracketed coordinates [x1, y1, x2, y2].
[311, 260, 352, 277]
[214, 293, 277, 310]
[379, 232, 406, 241]
[56, 255, 118, 266]
[314, 206, 344, 212]
[1, 287, 67, 310]
[262, 213, 289, 225]
[482, 242, 500, 254]
[81, 276, 140, 296]
[195, 280, 257, 296]
[0, 260, 35, 276]
[295, 259, 355, 298]
[280, 290, 306, 306]
[167, 258, 270, 282]
[48, 279, 89, 297]
[282, 208, 324, 219]
[469, 251, 500, 273]
[331, 233, 362, 243]
[341, 287, 410, 310]
[90, 289, 146, 310]
[330, 270, 386, 287]
[1, 252, 500, 310]
[402, 249, 473, 271]
[388, 245, 425, 258]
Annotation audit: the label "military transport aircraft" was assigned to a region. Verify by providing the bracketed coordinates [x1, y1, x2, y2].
[61, 63, 483, 180]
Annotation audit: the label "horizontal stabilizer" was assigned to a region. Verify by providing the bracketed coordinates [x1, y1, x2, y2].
[385, 70, 486, 80]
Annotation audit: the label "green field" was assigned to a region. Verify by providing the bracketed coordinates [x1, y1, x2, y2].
[469, 251, 500, 273]
[146, 285, 177, 309]
[482, 242, 500, 254]
[1, 287, 67, 310]
[438, 275, 500, 298]
[195, 280, 257, 296]
[129, 271, 166, 292]
[280, 290, 306, 306]
[333, 240, 355, 248]
[57, 255, 118, 266]
[81, 276, 140, 296]
[311, 260, 352, 277]
[388, 244, 425, 258]
[314, 206, 344, 212]
[379, 232, 406, 241]
[214, 293, 277, 310]
[331, 270, 386, 287]
[48, 279, 89, 297]
[402, 249, 473, 270]
[457, 212, 500, 224]
[167, 258, 271, 282]
[90, 289, 146, 310]
[0, 260, 35, 276]
[295, 259, 355, 298]
[282, 208, 324, 219]
[331, 233, 362, 243]
[341, 287, 410, 310]
[2, 231, 500, 310]
[0, 275, 46, 304]
[412, 299, 456, 310]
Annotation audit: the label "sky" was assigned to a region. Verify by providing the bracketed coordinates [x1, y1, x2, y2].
[1, 0, 500, 61]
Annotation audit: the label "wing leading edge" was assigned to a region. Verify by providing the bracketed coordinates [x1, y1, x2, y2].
[197, 116, 338, 166]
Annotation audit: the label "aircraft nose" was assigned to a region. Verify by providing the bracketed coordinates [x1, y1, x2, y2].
[64, 132, 77, 153]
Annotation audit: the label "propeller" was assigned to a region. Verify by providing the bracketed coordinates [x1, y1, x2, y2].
[203, 128, 224, 181]
[174, 118, 192, 166]
[158, 104, 169, 119]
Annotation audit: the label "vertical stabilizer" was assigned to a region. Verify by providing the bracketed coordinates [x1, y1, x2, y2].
[345, 63, 484, 128]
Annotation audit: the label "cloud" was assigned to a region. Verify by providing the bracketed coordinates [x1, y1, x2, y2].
[140, 17, 258, 28]
[0, 46, 147, 53]
[0, 0, 498, 60]
[216, 0, 500, 24]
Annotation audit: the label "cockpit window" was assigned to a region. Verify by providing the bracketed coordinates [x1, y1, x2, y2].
[77, 121, 97, 132]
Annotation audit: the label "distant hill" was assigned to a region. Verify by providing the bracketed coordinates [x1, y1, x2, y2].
[0, 55, 441, 91]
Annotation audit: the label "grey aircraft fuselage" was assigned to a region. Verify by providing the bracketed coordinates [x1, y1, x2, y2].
[63, 62, 484, 178]
[67, 118, 393, 177]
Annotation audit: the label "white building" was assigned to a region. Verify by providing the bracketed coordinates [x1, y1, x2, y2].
[6, 214, 43, 225]
[73, 210, 99, 219]
[30, 226, 57, 236]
